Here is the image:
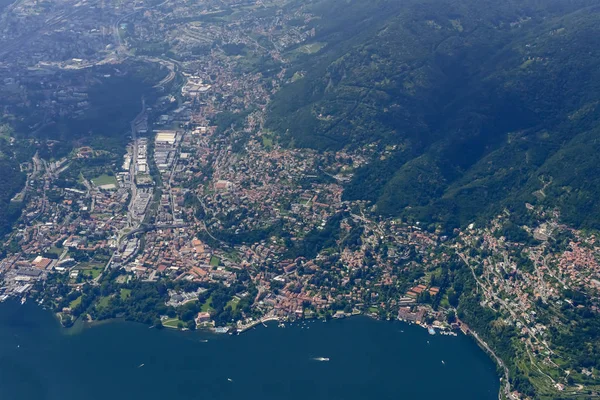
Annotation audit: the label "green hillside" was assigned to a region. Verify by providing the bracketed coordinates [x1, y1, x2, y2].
[267, 0, 600, 231]
[0, 154, 25, 239]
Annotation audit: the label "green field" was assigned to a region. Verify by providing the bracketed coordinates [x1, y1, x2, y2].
[201, 295, 214, 312]
[297, 42, 326, 54]
[120, 288, 131, 300]
[0, 124, 12, 140]
[91, 174, 118, 187]
[78, 264, 103, 279]
[291, 72, 304, 82]
[226, 297, 240, 311]
[84, 268, 102, 279]
[97, 296, 111, 309]
[69, 296, 82, 309]
[162, 318, 183, 329]
[45, 246, 64, 257]
[261, 135, 273, 149]
[209, 256, 220, 267]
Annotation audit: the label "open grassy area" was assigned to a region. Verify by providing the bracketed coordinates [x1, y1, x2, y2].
[45, 246, 64, 257]
[80, 267, 103, 279]
[209, 256, 220, 267]
[97, 296, 111, 309]
[291, 71, 304, 82]
[298, 42, 326, 54]
[0, 124, 12, 140]
[201, 295, 214, 313]
[91, 174, 118, 187]
[226, 297, 240, 311]
[120, 288, 131, 300]
[70, 296, 82, 309]
[162, 318, 183, 329]
[261, 135, 273, 149]
[75, 264, 103, 279]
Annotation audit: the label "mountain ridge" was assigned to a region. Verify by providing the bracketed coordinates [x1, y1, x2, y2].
[267, 0, 600, 231]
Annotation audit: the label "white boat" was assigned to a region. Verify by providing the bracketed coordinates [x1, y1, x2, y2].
[20, 297, 26, 305]
[313, 357, 330, 362]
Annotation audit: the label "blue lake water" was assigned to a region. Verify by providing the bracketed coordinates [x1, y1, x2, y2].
[0, 301, 499, 400]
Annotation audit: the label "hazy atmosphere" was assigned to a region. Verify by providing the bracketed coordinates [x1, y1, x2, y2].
[1, 0, 600, 399]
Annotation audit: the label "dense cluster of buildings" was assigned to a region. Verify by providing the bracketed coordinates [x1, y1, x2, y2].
[1, 1, 600, 397]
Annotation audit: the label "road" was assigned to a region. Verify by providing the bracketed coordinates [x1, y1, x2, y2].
[98, 98, 145, 279]
[126, 97, 147, 227]
[465, 323, 516, 400]
[456, 250, 562, 399]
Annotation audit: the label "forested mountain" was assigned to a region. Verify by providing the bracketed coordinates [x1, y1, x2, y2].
[0, 159, 25, 237]
[0, 135, 26, 238]
[267, 0, 600, 230]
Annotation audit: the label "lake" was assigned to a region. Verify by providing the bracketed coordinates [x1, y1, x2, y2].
[0, 300, 499, 400]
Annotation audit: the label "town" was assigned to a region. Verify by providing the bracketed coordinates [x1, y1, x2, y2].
[0, 0, 600, 399]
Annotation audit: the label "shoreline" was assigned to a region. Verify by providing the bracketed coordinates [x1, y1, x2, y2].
[10, 295, 462, 338]
[5, 298, 503, 398]
[0, 300, 502, 400]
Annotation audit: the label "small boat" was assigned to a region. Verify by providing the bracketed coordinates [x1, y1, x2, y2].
[200, 339, 209, 343]
[428, 327, 436, 335]
[313, 357, 330, 362]
[441, 360, 445, 365]
[227, 378, 233, 382]
[20, 297, 26, 305]
[138, 363, 145, 368]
